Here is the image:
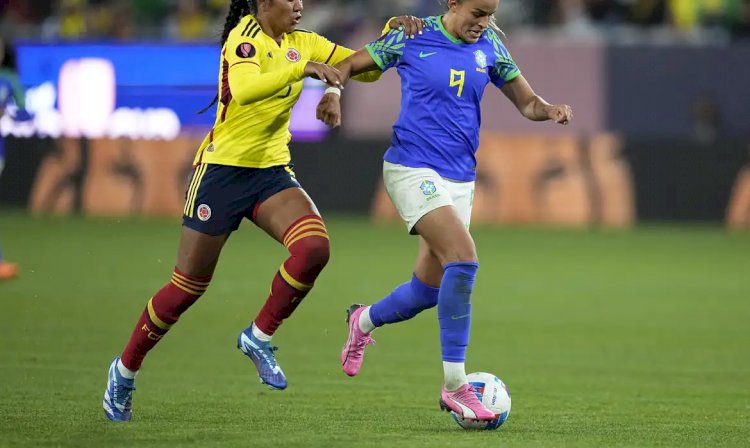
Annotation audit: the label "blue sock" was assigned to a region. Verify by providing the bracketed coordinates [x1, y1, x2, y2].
[369, 274, 439, 327]
[437, 262, 478, 362]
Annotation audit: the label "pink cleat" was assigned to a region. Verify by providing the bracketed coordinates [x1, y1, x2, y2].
[341, 304, 375, 376]
[440, 384, 498, 421]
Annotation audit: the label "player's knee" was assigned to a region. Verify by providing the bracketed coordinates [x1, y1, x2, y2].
[436, 243, 478, 265]
[153, 270, 212, 322]
[293, 236, 330, 270]
[307, 237, 331, 269]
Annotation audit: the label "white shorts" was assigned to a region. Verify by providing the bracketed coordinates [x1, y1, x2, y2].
[383, 161, 474, 234]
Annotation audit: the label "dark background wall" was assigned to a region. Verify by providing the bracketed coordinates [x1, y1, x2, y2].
[607, 44, 750, 139]
[623, 139, 749, 221]
[2, 136, 748, 224]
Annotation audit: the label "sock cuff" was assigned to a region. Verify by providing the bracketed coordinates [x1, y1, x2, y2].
[443, 261, 479, 271]
[174, 266, 212, 283]
[411, 273, 440, 291]
[282, 214, 327, 247]
[410, 274, 440, 303]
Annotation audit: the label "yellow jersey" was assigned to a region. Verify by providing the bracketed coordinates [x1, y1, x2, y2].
[194, 15, 380, 168]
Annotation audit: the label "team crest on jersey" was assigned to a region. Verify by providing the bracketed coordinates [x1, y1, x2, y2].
[197, 204, 212, 221]
[474, 50, 487, 69]
[285, 48, 301, 62]
[420, 180, 437, 196]
[236, 42, 256, 58]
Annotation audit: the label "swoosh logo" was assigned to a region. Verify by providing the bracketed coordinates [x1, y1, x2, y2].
[451, 313, 470, 320]
[419, 51, 437, 58]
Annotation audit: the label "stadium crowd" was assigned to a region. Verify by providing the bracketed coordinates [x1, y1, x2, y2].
[1, 0, 749, 42]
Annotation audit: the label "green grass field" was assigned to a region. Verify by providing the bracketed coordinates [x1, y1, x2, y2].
[1, 213, 748, 447]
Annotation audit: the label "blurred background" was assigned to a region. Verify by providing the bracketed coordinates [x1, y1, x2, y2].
[0, 0, 748, 226]
[0, 3, 749, 445]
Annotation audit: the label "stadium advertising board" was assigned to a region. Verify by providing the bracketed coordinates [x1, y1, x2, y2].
[3, 41, 329, 141]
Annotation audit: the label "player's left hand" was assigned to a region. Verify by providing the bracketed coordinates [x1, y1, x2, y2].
[549, 104, 573, 125]
[389, 15, 424, 39]
[316, 93, 341, 128]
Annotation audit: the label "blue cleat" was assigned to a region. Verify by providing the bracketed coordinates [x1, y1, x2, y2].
[237, 324, 287, 390]
[103, 356, 135, 421]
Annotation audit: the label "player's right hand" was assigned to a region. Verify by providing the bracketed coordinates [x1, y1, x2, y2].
[305, 62, 344, 89]
[316, 93, 341, 128]
[389, 15, 425, 39]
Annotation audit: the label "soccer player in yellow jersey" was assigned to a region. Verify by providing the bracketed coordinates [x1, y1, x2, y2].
[102, 0, 424, 421]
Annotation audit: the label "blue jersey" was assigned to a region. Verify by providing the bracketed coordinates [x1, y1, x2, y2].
[0, 75, 13, 159]
[0, 69, 28, 159]
[0, 79, 13, 108]
[365, 16, 521, 181]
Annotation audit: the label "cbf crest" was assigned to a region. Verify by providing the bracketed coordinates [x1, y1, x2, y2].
[420, 180, 437, 196]
[474, 49, 487, 71]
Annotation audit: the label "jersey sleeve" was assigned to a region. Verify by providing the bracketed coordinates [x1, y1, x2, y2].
[305, 32, 381, 83]
[486, 30, 521, 88]
[225, 20, 308, 105]
[364, 29, 407, 72]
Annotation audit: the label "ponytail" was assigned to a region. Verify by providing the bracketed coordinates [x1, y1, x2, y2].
[221, 0, 255, 46]
[199, 0, 256, 114]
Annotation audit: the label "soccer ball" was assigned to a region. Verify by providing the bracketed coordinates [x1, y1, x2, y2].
[451, 372, 511, 430]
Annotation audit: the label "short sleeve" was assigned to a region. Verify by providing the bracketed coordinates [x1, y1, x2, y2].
[364, 29, 407, 71]
[486, 30, 521, 88]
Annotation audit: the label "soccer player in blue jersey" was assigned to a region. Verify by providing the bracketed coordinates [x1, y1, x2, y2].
[317, 0, 572, 422]
[0, 39, 24, 281]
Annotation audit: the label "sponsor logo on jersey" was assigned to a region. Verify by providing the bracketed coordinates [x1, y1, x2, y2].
[286, 48, 301, 63]
[236, 42, 256, 58]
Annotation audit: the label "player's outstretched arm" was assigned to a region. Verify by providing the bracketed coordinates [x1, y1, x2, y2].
[324, 15, 422, 84]
[336, 49, 381, 86]
[230, 61, 344, 105]
[500, 75, 573, 125]
[315, 49, 379, 128]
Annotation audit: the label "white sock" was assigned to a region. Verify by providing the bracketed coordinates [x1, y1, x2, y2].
[117, 359, 137, 379]
[358, 306, 376, 334]
[251, 323, 273, 342]
[443, 361, 467, 391]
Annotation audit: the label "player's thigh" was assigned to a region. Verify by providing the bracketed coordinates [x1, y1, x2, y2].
[383, 161, 476, 263]
[414, 236, 443, 287]
[254, 187, 321, 243]
[414, 206, 477, 264]
[175, 225, 229, 277]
